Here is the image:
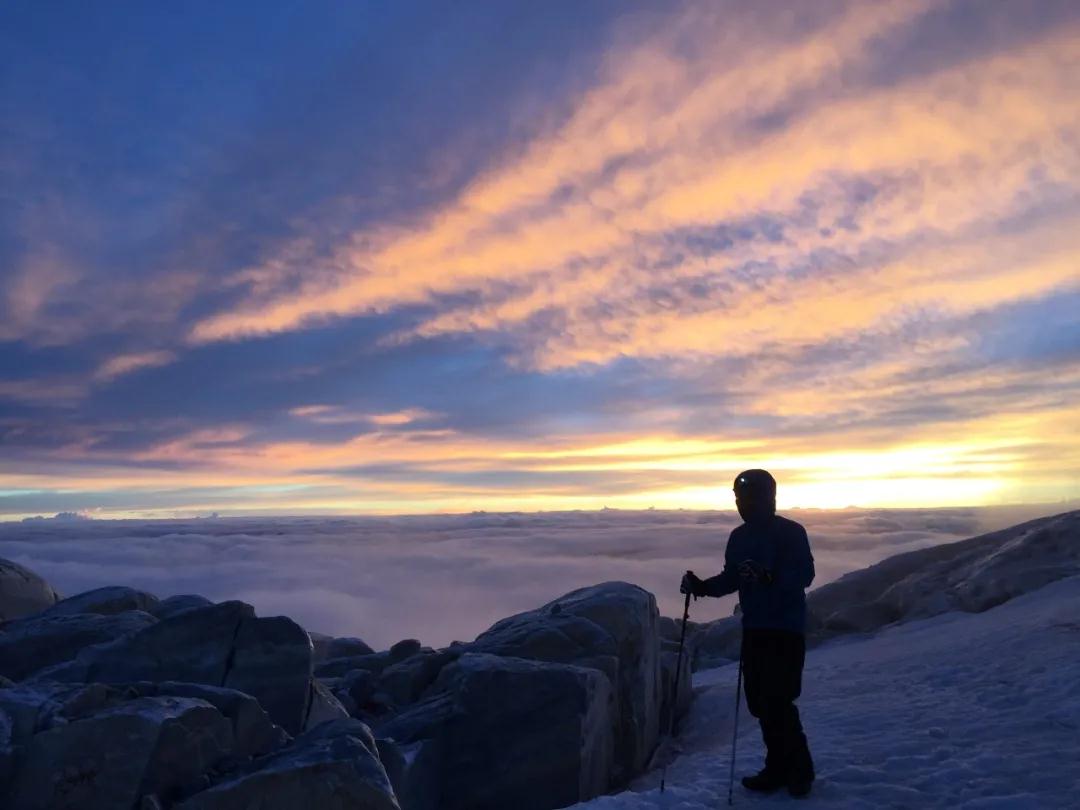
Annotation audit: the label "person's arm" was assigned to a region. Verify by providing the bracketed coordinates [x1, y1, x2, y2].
[699, 531, 741, 597]
[773, 524, 815, 590]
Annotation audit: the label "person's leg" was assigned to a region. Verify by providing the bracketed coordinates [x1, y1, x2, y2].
[773, 631, 814, 791]
[754, 630, 792, 777]
[740, 629, 785, 791]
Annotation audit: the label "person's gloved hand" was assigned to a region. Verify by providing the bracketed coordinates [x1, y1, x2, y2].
[738, 559, 774, 584]
[680, 570, 705, 597]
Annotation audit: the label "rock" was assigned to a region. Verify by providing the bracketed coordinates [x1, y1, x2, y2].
[469, 581, 661, 784]
[0, 611, 156, 681]
[316, 651, 394, 679]
[42, 586, 159, 618]
[150, 595, 213, 620]
[54, 601, 255, 685]
[376, 737, 439, 810]
[658, 614, 698, 643]
[326, 636, 375, 659]
[339, 669, 377, 708]
[176, 718, 399, 810]
[40, 602, 315, 735]
[0, 557, 60, 622]
[223, 615, 313, 736]
[378, 653, 613, 810]
[658, 648, 692, 732]
[389, 639, 421, 661]
[7, 695, 233, 810]
[692, 615, 740, 670]
[377, 649, 459, 708]
[143, 682, 285, 759]
[302, 679, 349, 731]
[307, 631, 333, 661]
[0, 682, 114, 746]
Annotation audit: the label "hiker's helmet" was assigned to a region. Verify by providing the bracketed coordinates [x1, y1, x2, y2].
[733, 469, 776, 497]
[733, 469, 776, 522]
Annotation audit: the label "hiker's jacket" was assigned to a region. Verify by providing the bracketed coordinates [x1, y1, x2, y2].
[701, 514, 815, 634]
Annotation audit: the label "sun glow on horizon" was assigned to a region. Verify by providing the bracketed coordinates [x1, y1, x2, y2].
[1, 2, 1078, 519]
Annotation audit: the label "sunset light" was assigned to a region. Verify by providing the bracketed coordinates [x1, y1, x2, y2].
[1, 1, 1077, 519]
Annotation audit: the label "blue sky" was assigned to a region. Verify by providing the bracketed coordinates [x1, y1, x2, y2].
[2, 1, 1078, 518]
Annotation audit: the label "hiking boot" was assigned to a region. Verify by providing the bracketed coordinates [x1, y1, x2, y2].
[741, 769, 784, 792]
[787, 778, 813, 798]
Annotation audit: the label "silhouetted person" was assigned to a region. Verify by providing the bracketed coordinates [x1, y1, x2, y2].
[681, 469, 816, 797]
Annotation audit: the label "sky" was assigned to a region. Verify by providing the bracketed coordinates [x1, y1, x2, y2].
[1, 0, 1078, 520]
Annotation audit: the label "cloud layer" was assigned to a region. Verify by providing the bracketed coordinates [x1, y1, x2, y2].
[0, 505, 1063, 648]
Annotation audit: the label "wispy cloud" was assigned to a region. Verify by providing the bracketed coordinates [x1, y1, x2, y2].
[1, 1, 1078, 514]
[95, 350, 176, 381]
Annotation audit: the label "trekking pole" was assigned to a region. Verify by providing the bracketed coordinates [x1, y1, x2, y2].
[660, 579, 693, 793]
[727, 643, 743, 805]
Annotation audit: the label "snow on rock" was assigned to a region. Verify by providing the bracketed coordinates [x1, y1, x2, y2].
[808, 509, 1080, 636]
[575, 573, 1080, 809]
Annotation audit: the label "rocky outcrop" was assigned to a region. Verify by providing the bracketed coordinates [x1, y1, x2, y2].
[0, 561, 685, 810]
[222, 615, 313, 735]
[5, 694, 233, 810]
[302, 679, 349, 731]
[378, 653, 613, 810]
[38, 602, 314, 734]
[326, 636, 375, 660]
[0, 611, 156, 681]
[130, 682, 286, 759]
[175, 718, 399, 810]
[41, 586, 159, 618]
[150, 595, 213, 621]
[468, 581, 662, 784]
[0, 558, 60, 622]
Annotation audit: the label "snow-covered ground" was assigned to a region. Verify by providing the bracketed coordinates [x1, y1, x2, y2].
[580, 574, 1080, 809]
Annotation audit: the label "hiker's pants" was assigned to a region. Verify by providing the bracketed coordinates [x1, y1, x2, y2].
[741, 627, 815, 782]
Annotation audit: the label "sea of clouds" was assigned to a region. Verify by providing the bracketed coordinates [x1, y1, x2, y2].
[0, 505, 1066, 650]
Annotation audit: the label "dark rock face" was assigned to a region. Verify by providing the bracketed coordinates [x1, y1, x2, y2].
[150, 595, 213, 621]
[0, 559, 684, 810]
[376, 737, 439, 810]
[0, 612, 157, 681]
[222, 615, 314, 735]
[0, 558, 60, 622]
[37, 602, 314, 735]
[389, 639, 421, 660]
[6, 695, 233, 810]
[377, 649, 460, 708]
[469, 581, 662, 784]
[378, 653, 613, 810]
[302, 679, 349, 732]
[42, 586, 160, 618]
[175, 718, 399, 810]
[326, 636, 375, 660]
[130, 682, 286, 760]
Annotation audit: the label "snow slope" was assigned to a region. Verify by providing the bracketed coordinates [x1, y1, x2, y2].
[578, 574, 1080, 809]
[693, 510, 1080, 668]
